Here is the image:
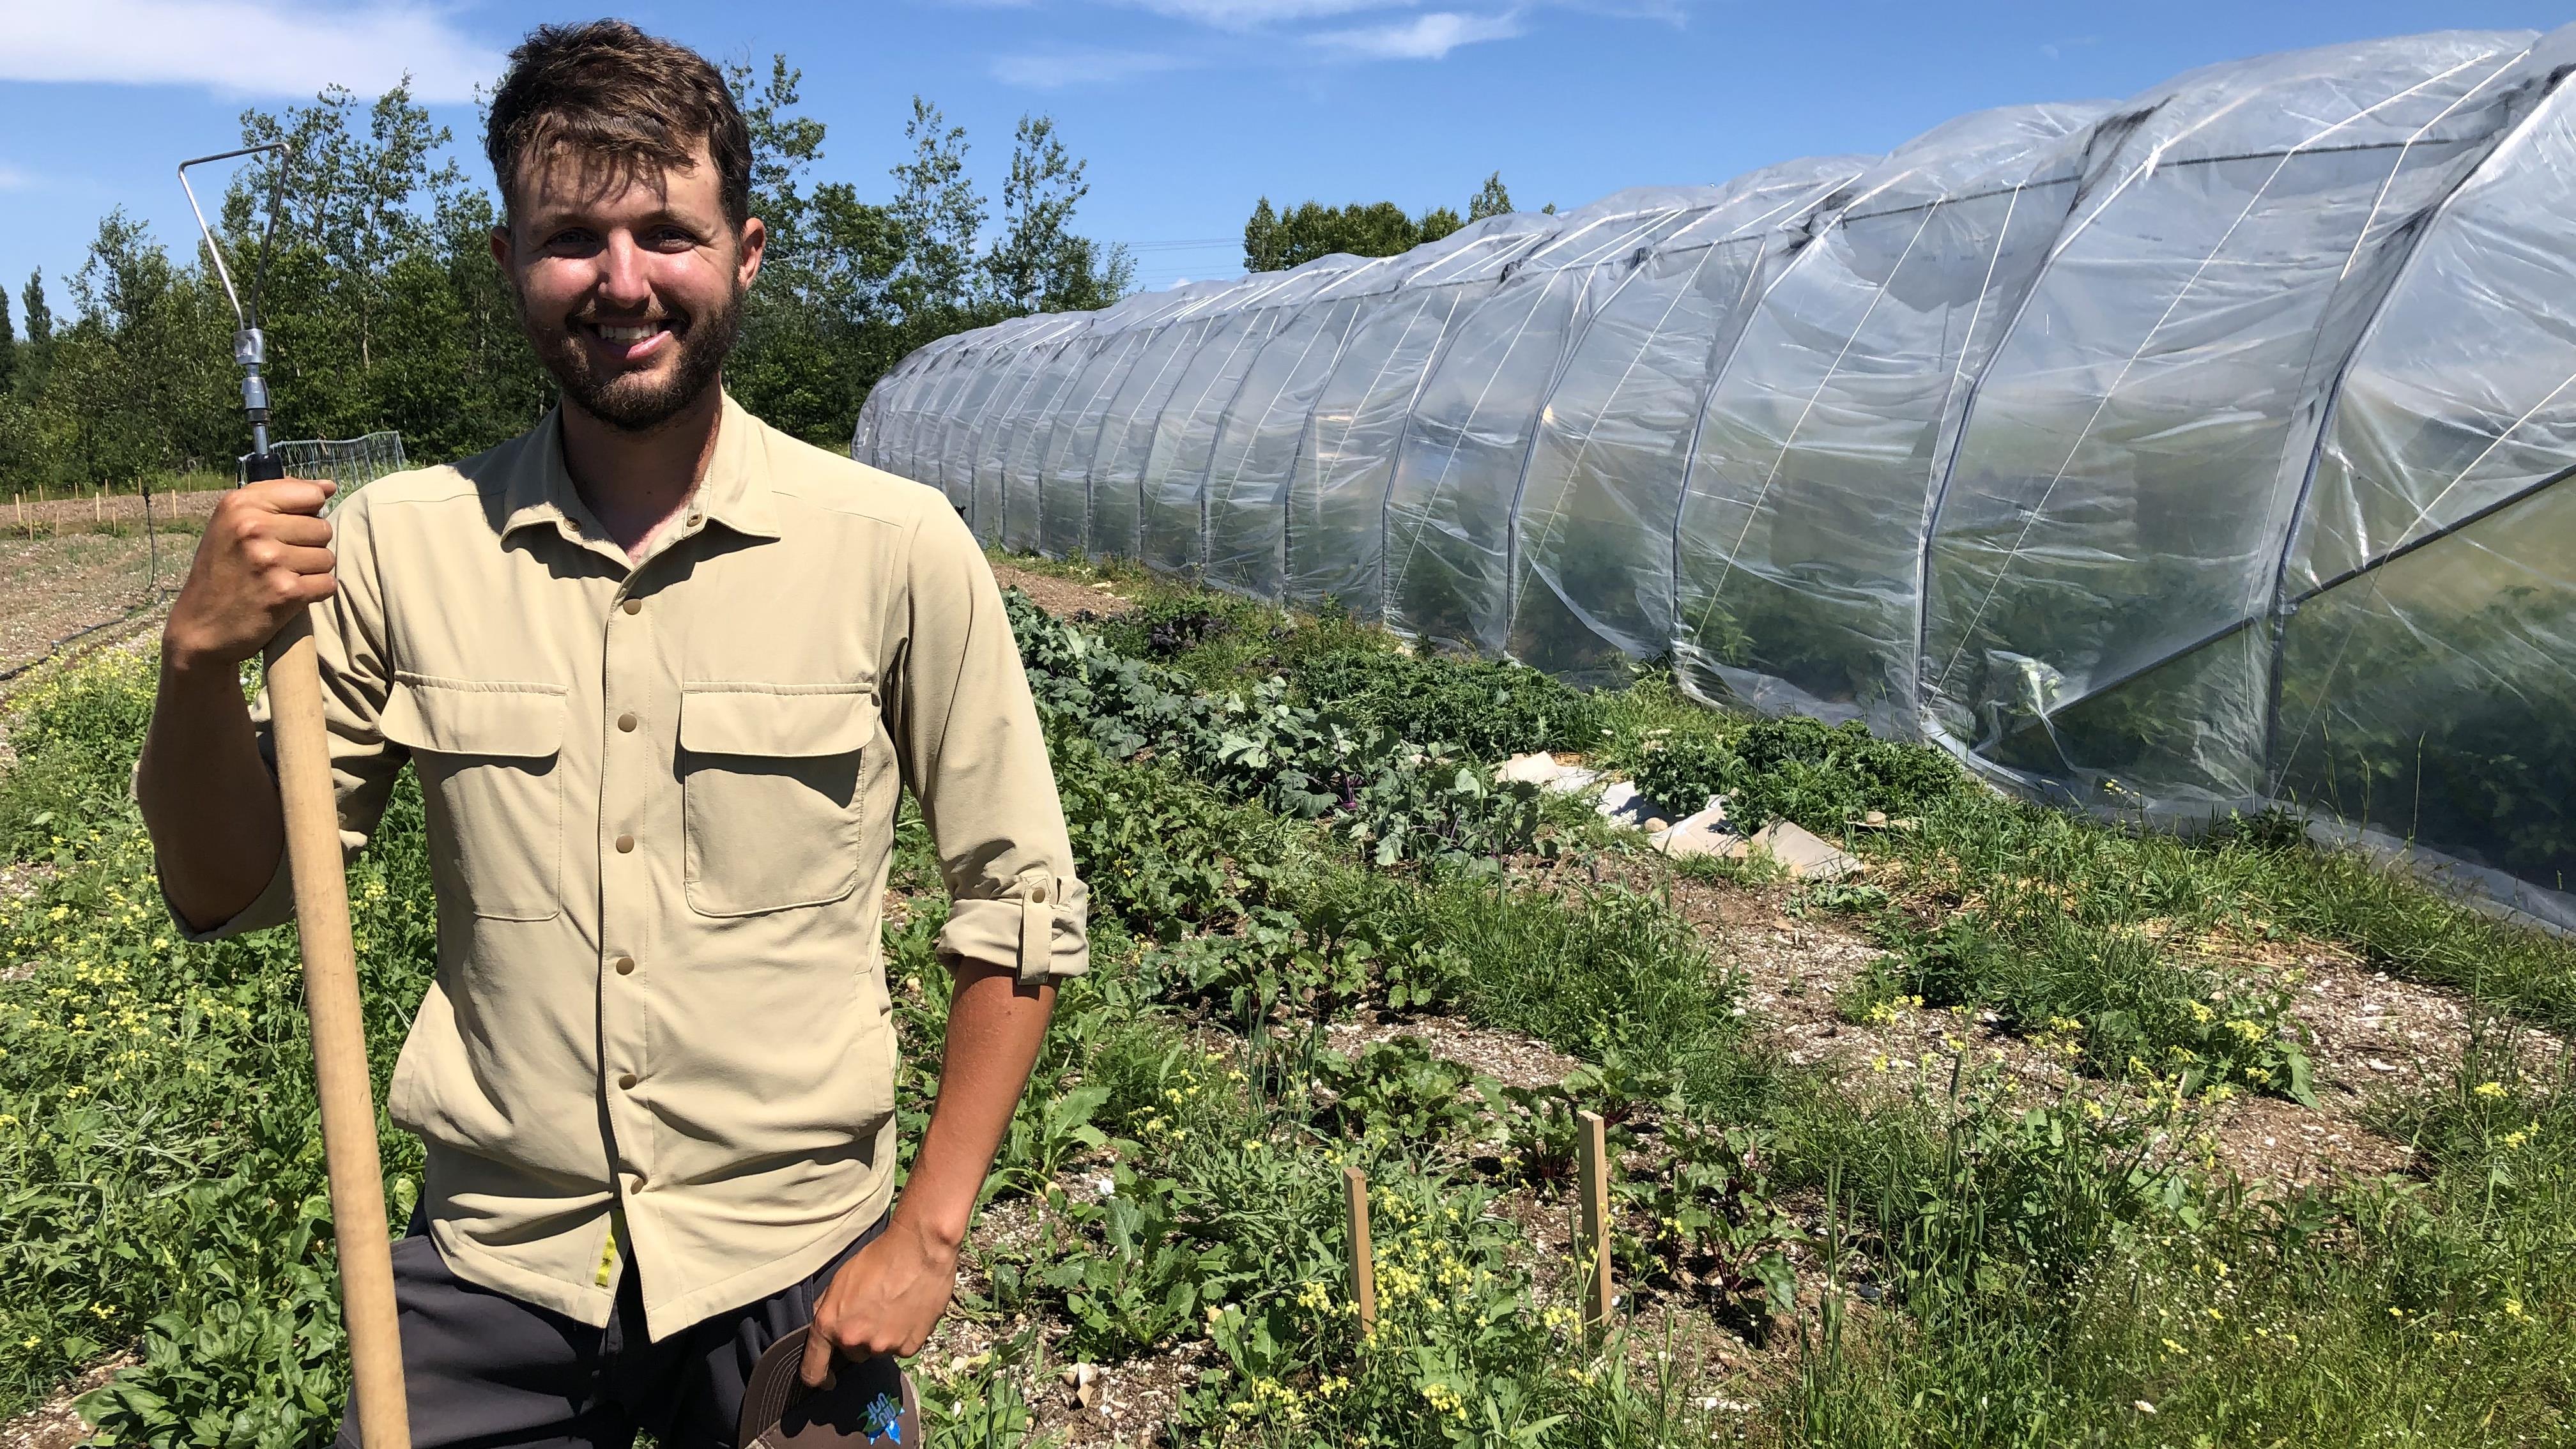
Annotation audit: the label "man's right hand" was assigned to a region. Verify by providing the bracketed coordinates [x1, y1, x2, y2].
[164, 478, 339, 673]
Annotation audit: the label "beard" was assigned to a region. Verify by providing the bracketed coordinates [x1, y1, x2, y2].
[518, 279, 746, 434]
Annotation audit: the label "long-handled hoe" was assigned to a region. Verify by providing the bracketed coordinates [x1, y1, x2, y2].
[180, 144, 411, 1448]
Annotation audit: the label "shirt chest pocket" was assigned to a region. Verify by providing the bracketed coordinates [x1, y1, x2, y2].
[379, 677, 567, 923]
[679, 682, 875, 917]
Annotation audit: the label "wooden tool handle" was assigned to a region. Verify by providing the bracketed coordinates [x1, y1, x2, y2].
[265, 613, 411, 1448]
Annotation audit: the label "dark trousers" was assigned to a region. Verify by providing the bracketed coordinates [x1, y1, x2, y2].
[332, 1214, 882, 1449]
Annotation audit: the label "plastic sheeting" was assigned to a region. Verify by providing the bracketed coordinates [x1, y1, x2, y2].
[1286, 214, 1560, 617]
[1921, 31, 2562, 821]
[1139, 255, 1368, 574]
[1673, 109, 2103, 728]
[1510, 157, 1874, 681]
[856, 25, 2576, 924]
[1384, 187, 1720, 654]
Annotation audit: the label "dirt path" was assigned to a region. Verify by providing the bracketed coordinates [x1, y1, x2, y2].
[988, 560, 1139, 621]
[1521, 847, 2555, 1189]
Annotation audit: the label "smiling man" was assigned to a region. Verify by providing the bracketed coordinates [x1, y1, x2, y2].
[135, 20, 1086, 1447]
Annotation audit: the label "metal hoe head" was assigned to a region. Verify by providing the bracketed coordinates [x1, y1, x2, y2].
[178, 143, 290, 478]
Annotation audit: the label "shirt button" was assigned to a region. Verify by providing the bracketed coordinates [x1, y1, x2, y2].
[1030, 883, 1048, 903]
[618, 1072, 638, 1090]
[621, 598, 641, 616]
[615, 834, 636, 854]
[617, 712, 638, 733]
[613, 955, 636, 976]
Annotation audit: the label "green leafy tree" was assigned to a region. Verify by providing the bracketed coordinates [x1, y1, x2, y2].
[19, 270, 53, 396]
[1244, 196, 1281, 273]
[1241, 198, 1464, 272]
[239, 80, 462, 384]
[56, 211, 232, 483]
[889, 97, 988, 323]
[0, 286, 15, 394]
[1468, 172, 1513, 222]
[985, 115, 1133, 315]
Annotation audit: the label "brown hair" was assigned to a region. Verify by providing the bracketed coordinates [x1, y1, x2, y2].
[484, 20, 752, 227]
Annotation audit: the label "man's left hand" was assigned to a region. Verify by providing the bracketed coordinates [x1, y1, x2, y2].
[801, 1213, 960, 1386]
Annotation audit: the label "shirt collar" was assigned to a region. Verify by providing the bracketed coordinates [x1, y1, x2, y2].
[500, 392, 783, 547]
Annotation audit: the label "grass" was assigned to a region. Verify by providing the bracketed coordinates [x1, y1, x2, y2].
[0, 560, 2569, 1445]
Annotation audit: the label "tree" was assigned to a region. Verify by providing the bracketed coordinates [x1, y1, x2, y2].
[889, 97, 988, 323]
[0, 285, 14, 395]
[239, 80, 462, 383]
[1468, 172, 1513, 222]
[985, 115, 1132, 314]
[1241, 199, 1464, 272]
[1244, 196, 1281, 272]
[19, 270, 53, 397]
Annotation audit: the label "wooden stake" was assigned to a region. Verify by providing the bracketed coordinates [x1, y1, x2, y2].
[1577, 1110, 1614, 1330]
[1343, 1165, 1376, 1335]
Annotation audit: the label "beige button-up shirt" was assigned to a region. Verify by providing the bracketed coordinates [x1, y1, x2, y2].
[172, 394, 1089, 1338]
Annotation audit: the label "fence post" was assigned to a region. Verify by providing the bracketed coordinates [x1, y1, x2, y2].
[1343, 1165, 1376, 1336]
[1577, 1110, 1614, 1331]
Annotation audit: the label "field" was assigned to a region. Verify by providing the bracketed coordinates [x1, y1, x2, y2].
[0, 489, 218, 682]
[0, 549, 2568, 1447]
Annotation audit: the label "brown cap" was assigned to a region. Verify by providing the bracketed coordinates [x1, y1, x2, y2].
[737, 1328, 921, 1448]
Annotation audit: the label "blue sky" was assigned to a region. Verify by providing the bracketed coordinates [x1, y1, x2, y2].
[1, 0, 2569, 312]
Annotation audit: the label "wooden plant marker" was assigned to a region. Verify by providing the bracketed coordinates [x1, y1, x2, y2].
[1343, 1165, 1376, 1334]
[1577, 1110, 1614, 1330]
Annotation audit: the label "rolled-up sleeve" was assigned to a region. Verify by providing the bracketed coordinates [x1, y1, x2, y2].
[887, 503, 1088, 983]
[153, 490, 411, 941]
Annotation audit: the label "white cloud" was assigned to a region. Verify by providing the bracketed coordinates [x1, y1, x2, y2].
[991, 47, 1190, 88]
[0, 162, 36, 190]
[1309, 8, 1523, 59]
[0, 1, 505, 103]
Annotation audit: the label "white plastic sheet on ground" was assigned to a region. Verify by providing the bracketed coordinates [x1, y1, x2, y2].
[855, 24, 2576, 926]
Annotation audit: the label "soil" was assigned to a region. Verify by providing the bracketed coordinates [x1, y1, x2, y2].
[0, 493, 215, 679]
[0, 1356, 130, 1449]
[1511, 839, 2554, 1191]
[988, 562, 1141, 625]
[1322, 1012, 1588, 1091]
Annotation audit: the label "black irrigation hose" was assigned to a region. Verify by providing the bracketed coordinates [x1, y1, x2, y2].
[0, 599, 165, 685]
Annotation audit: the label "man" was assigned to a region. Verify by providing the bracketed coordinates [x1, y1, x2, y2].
[136, 20, 1087, 1446]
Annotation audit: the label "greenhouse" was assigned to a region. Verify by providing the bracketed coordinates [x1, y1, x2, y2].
[852, 26, 2576, 926]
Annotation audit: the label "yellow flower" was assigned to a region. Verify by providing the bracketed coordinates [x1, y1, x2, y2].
[2473, 1081, 2508, 1100]
[2503, 1298, 2526, 1319]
